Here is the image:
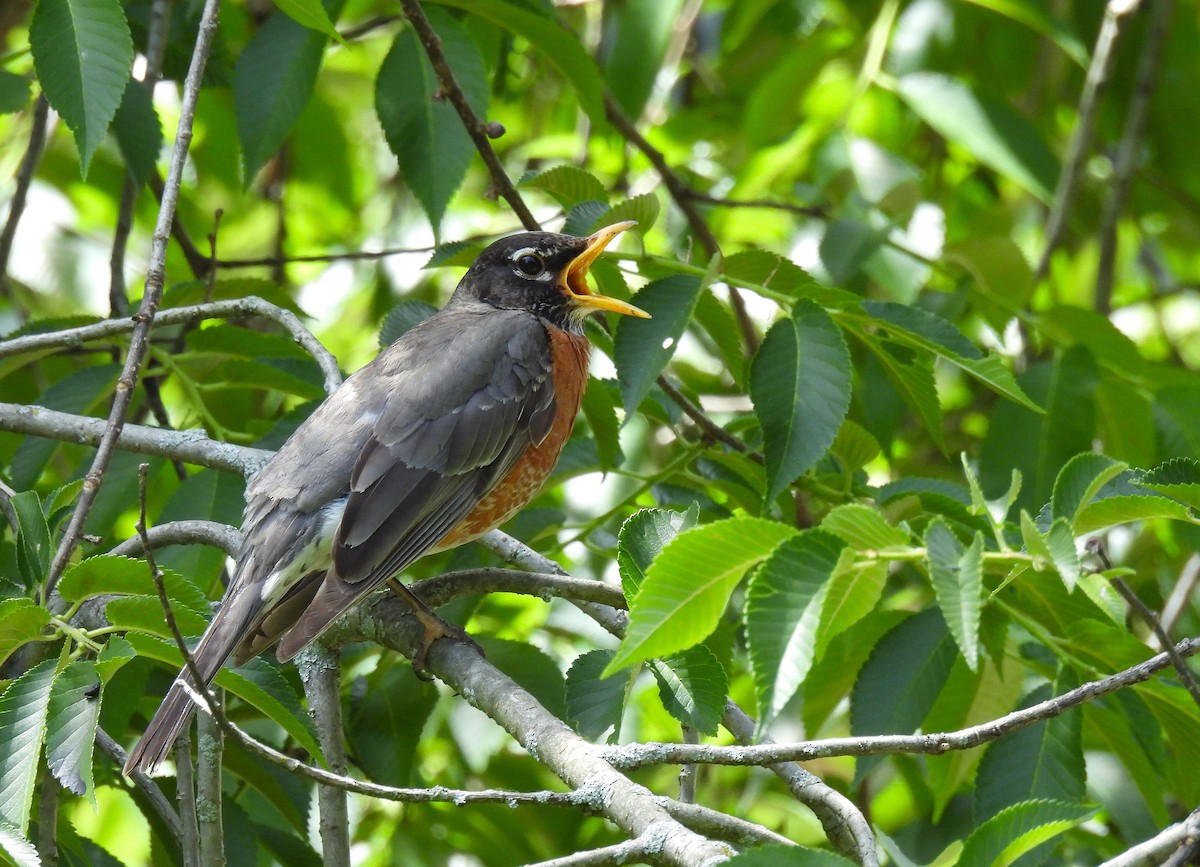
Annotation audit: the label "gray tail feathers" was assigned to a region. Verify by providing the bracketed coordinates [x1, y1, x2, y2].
[122, 595, 257, 775]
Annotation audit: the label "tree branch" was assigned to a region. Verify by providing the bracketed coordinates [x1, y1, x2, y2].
[1102, 806, 1200, 867]
[94, 727, 182, 838]
[296, 645, 351, 867]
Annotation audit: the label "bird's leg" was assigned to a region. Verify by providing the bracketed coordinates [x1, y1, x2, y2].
[386, 578, 480, 676]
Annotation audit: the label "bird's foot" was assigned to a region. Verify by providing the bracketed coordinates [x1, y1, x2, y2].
[409, 608, 482, 679]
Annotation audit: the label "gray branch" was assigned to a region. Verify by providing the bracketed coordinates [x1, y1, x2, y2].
[296, 646, 351, 867]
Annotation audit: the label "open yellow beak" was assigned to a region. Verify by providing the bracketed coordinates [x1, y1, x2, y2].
[561, 221, 651, 318]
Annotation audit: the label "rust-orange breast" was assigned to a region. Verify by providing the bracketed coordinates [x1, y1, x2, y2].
[436, 328, 590, 548]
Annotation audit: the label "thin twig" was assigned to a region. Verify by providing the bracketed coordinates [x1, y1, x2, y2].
[678, 727, 698, 805]
[603, 636, 1200, 768]
[1110, 577, 1200, 709]
[398, 0, 538, 230]
[682, 188, 827, 218]
[522, 838, 654, 867]
[42, 0, 225, 600]
[36, 772, 58, 867]
[297, 646, 351, 867]
[1095, 0, 1172, 313]
[0, 295, 341, 394]
[94, 727, 183, 837]
[0, 94, 50, 306]
[1035, 0, 1146, 284]
[174, 734, 202, 867]
[195, 707, 225, 867]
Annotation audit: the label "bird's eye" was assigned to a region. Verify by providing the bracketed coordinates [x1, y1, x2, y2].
[515, 253, 544, 276]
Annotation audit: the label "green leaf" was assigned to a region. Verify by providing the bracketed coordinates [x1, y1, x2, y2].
[896, 72, 1058, 201]
[125, 633, 324, 762]
[974, 679, 1085, 821]
[105, 594, 211, 637]
[0, 71, 31, 114]
[580, 378, 623, 469]
[751, 301, 852, 504]
[433, 0, 606, 125]
[598, 194, 661, 235]
[693, 289, 746, 386]
[814, 555, 888, 658]
[961, 0, 1088, 66]
[851, 609, 957, 779]
[857, 301, 1040, 412]
[856, 331, 945, 450]
[45, 661, 101, 802]
[112, 77, 163, 186]
[829, 420, 881, 474]
[1050, 453, 1126, 528]
[476, 638, 567, 718]
[10, 492, 50, 591]
[0, 600, 52, 670]
[616, 506, 699, 599]
[0, 823, 39, 867]
[235, 0, 340, 183]
[649, 644, 728, 735]
[613, 275, 705, 415]
[925, 521, 983, 670]
[722, 250, 860, 309]
[94, 635, 137, 684]
[605, 517, 797, 675]
[424, 240, 484, 269]
[0, 659, 58, 832]
[943, 237, 1035, 330]
[745, 530, 844, 725]
[58, 555, 209, 613]
[1138, 457, 1200, 509]
[29, 0, 133, 175]
[566, 649, 628, 742]
[347, 664, 437, 786]
[958, 799, 1094, 867]
[561, 200, 610, 236]
[821, 504, 909, 551]
[1074, 495, 1194, 534]
[520, 165, 608, 208]
[376, 9, 487, 228]
[1044, 518, 1080, 592]
[273, 0, 345, 42]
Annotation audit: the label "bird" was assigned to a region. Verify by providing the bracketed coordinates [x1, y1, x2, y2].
[123, 221, 648, 774]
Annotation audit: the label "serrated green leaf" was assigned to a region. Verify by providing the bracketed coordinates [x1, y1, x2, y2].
[814, 553, 888, 658]
[975, 678, 1085, 822]
[106, 594, 211, 636]
[1138, 457, 1200, 509]
[0, 659, 58, 832]
[614, 275, 705, 415]
[0, 822, 39, 867]
[751, 301, 852, 504]
[154, 469, 247, 585]
[745, 530, 844, 725]
[926, 521, 982, 669]
[376, 9, 487, 228]
[961, 453, 989, 516]
[566, 649, 627, 742]
[0, 71, 31, 114]
[520, 165, 608, 208]
[424, 240, 484, 269]
[45, 661, 100, 801]
[10, 492, 50, 591]
[581, 377, 622, 469]
[958, 799, 1094, 867]
[649, 644, 728, 735]
[559, 200, 608, 236]
[851, 608, 957, 780]
[598, 194, 660, 235]
[616, 506, 699, 600]
[1019, 510, 1054, 572]
[347, 663, 437, 786]
[235, 0, 341, 183]
[820, 503, 909, 551]
[0, 600, 52, 670]
[1074, 495, 1195, 534]
[432, 0, 605, 124]
[58, 555, 209, 612]
[600, 0, 682, 119]
[856, 331, 945, 450]
[1050, 453, 1126, 528]
[29, 0, 133, 175]
[1045, 518, 1079, 592]
[95, 635, 137, 683]
[896, 72, 1058, 201]
[475, 637, 566, 718]
[606, 517, 797, 674]
[830, 420, 880, 474]
[125, 633, 324, 762]
[1076, 571, 1125, 624]
[112, 77, 162, 185]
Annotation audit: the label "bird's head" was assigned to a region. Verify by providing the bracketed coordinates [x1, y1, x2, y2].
[453, 222, 650, 332]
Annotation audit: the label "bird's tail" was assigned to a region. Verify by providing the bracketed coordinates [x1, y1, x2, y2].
[122, 594, 257, 775]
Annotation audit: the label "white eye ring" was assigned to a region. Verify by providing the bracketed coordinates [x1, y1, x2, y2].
[512, 248, 545, 278]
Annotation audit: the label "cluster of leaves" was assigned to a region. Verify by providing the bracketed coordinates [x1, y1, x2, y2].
[2, 0, 1200, 865]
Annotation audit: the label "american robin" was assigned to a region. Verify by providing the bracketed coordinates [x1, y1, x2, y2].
[123, 221, 647, 773]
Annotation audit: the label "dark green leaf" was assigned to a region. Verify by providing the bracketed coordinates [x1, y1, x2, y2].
[561, 200, 610, 237]
[476, 637, 566, 718]
[520, 165, 608, 208]
[1050, 453, 1126, 528]
[600, 0, 682, 118]
[614, 275, 704, 415]
[693, 290, 746, 386]
[580, 377, 622, 469]
[1138, 457, 1200, 509]
[112, 77, 162, 185]
[0, 600, 52, 670]
[925, 520, 982, 669]
[376, 9, 487, 228]
[616, 505, 699, 600]
[347, 663, 437, 786]
[0, 71, 32, 114]
[649, 644, 728, 735]
[722, 250, 860, 309]
[959, 799, 1094, 867]
[11, 492, 50, 591]
[29, 0, 133, 175]
[58, 555, 210, 613]
[566, 649, 627, 742]
[750, 301, 852, 503]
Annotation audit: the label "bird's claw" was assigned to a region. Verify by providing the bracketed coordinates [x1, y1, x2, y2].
[410, 612, 483, 679]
